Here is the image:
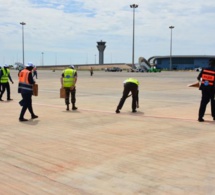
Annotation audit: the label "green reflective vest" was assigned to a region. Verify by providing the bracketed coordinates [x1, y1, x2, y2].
[125, 78, 139, 85]
[63, 69, 76, 87]
[0, 68, 9, 83]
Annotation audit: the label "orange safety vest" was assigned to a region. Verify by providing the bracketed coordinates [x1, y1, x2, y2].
[19, 69, 30, 84]
[18, 69, 33, 93]
[201, 69, 215, 86]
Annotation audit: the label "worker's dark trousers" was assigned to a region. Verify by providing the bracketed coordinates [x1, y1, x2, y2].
[117, 82, 138, 111]
[65, 87, 76, 106]
[198, 89, 215, 119]
[33, 71, 38, 79]
[0, 82, 10, 100]
[19, 93, 35, 119]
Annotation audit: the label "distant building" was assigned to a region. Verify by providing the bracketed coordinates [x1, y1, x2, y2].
[148, 55, 215, 70]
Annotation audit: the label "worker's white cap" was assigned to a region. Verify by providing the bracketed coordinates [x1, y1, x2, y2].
[26, 62, 34, 67]
[69, 64, 75, 69]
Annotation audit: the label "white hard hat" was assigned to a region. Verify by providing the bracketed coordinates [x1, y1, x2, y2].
[69, 64, 75, 69]
[26, 62, 34, 67]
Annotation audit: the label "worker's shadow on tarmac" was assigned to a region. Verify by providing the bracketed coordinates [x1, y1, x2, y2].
[127, 111, 144, 115]
[21, 120, 39, 125]
[62, 110, 81, 113]
[203, 114, 215, 123]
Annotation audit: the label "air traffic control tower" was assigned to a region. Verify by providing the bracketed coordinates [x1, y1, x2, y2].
[97, 40, 106, 64]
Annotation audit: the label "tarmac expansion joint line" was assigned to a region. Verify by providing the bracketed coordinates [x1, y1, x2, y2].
[10, 100, 212, 123]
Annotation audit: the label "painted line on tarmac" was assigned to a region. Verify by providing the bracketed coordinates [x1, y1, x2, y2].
[30, 102, 207, 123]
[11, 100, 211, 123]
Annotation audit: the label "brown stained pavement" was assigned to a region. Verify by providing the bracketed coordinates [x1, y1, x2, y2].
[0, 69, 215, 195]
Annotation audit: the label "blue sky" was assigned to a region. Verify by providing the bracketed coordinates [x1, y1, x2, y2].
[0, 0, 215, 66]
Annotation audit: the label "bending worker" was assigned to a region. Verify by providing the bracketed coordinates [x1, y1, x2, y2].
[197, 59, 215, 122]
[61, 65, 78, 111]
[116, 78, 139, 113]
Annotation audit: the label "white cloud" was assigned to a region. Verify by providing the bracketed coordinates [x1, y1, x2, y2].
[0, 0, 215, 65]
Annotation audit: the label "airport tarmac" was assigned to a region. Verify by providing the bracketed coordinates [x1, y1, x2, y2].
[0, 69, 215, 195]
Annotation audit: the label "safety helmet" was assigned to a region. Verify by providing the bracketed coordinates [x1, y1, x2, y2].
[26, 62, 34, 67]
[69, 65, 75, 69]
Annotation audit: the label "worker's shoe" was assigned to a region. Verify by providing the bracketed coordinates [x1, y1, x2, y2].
[31, 115, 38, 119]
[0, 99, 4, 101]
[7, 98, 13, 101]
[213, 117, 215, 121]
[72, 106, 78, 110]
[132, 110, 137, 113]
[66, 105, 69, 111]
[198, 118, 204, 122]
[19, 118, 28, 122]
[116, 109, 120, 113]
[72, 103, 78, 110]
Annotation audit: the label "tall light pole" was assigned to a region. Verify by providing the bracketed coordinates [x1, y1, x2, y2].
[20, 22, 26, 66]
[169, 26, 174, 70]
[41, 52, 44, 66]
[130, 4, 138, 69]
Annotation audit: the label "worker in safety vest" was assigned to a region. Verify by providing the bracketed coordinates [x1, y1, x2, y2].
[61, 65, 78, 111]
[18, 62, 38, 122]
[197, 59, 215, 122]
[0, 64, 14, 101]
[116, 78, 139, 113]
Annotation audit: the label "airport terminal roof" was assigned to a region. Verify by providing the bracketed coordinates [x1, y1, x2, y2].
[148, 55, 215, 63]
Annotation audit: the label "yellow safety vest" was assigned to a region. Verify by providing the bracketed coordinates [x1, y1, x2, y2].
[0, 68, 9, 83]
[63, 69, 76, 87]
[125, 78, 139, 85]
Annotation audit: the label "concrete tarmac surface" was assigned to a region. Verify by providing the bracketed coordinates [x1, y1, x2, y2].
[0, 69, 215, 195]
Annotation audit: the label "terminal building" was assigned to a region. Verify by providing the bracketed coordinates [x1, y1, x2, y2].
[147, 55, 215, 70]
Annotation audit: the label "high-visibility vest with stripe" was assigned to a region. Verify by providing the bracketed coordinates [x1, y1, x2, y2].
[125, 78, 139, 86]
[63, 69, 76, 87]
[0, 68, 9, 83]
[201, 69, 215, 86]
[18, 69, 33, 93]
